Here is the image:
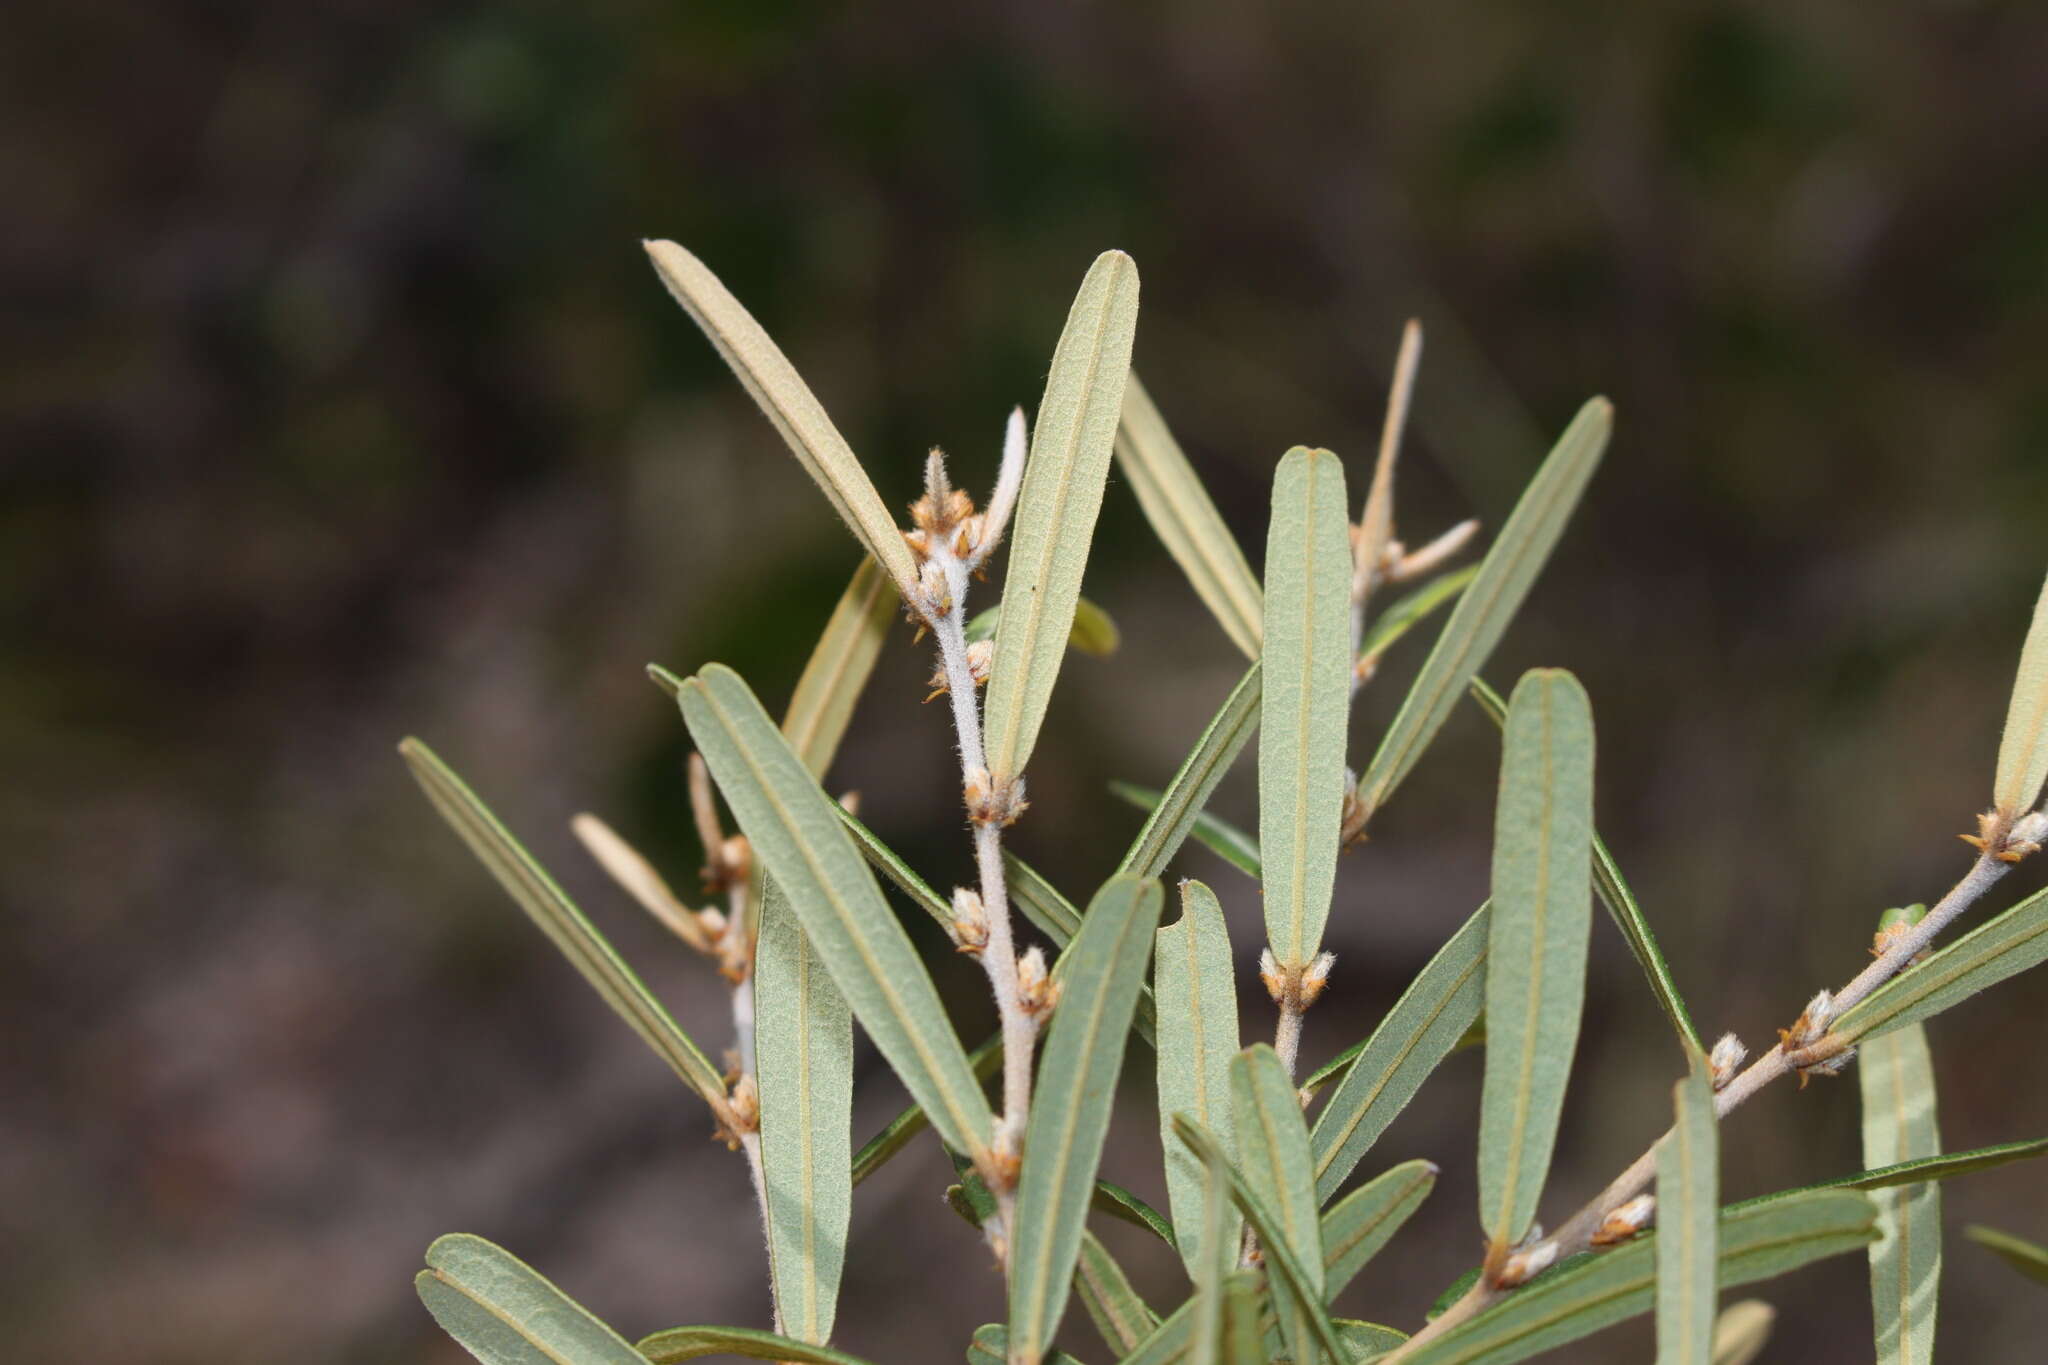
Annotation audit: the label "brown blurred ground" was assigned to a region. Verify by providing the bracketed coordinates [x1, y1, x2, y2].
[6, 2, 2048, 1361]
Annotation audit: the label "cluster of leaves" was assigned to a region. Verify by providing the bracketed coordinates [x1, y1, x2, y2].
[402, 244, 2048, 1364]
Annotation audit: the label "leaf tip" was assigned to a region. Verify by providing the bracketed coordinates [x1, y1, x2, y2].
[647, 663, 685, 697]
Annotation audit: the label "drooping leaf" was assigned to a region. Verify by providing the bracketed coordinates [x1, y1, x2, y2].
[1994, 567, 2048, 818]
[982, 250, 1141, 783]
[1075, 1230, 1158, 1356]
[1965, 1225, 2048, 1286]
[1471, 678, 1701, 1053]
[1113, 661, 1263, 881]
[1831, 882, 2048, 1044]
[1323, 1159, 1439, 1298]
[1259, 447, 1352, 971]
[1008, 876, 1165, 1365]
[964, 1325, 1088, 1365]
[1350, 398, 1611, 837]
[1357, 565, 1478, 671]
[755, 880, 853, 1346]
[1232, 1043, 1325, 1364]
[639, 1323, 877, 1364]
[1155, 880, 1243, 1277]
[417, 1234, 644, 1365]
[1707, 1301, 1774, 1365]
[675, 664, 992, 1157]
[1400, 1192, 1878, 1365]
[784, 558, 899, 779]
[1311, 902, 1489, 1201]
[1860, 1022, 1942, 1364]
[1656, 1064, 1719, 1365]
[966, 596, 1121, 657]
[835, 806, 952, 930]
[1478, 670, 1595, 1250]
[400, 742, 726, 1109]
[1092, 1180, 1178, 1249]
[850, 1036, 1003, 1186]
[641, 242, 918, 594]
[1115, 371, 1264, 659]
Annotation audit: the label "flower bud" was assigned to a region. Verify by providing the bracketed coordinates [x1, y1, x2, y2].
[1495, 1238, 1559, 1287]
[948, 887, 989, 954]
[1017, 946, 1058, 1021]
[1298, 952, 1337, 1008]
[1591, 1193, 1655, 1246]
[1708, 1032, 1747, 1090]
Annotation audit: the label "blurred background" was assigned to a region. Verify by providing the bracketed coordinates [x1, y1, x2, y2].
[8, 1, 2048, 1360]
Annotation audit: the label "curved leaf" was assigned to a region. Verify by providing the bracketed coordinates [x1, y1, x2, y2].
[1156, 880, 1243, 1276]
[1656, 1065, 1718, 1365]
[639, 1323, 877, 1364]
[1965, 1225, 2048, 1286]
[785, 558, 899, 779]
[1860, 1023, 1941, 1364]
[1114, 661, 1263, 881]
[1323, 1159, 1439, 1297]
[417, 1233, 644, 1365]
[1092, 1180, 1177, 1249]
[1995, 567, 2048, 818]
[1832, 882, 2048, 1044]
[983, 250, 1141, 782]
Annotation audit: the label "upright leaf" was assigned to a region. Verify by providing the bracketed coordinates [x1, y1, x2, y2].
[1113, 784, 1262, 882]
[1115, 372, 1264, 659]
[1656, 1065, 1719, 1365]
[1008, 877, 1164, 1365]
[1155, 880, 1243, 1276]
[1115, 661, 1263, 880]
[1860, 1023, 1942, 1364]
[982, 250, 1141, 782]
[1357, 565, 1479, 671]
[755, 881, 854, 1346]
[1965, 1225, 2048, 1285]
[1259, 447, 1352, 970]
[1322, 1159, 1439, 1297]
[1311, 902, 1489, 1201]
[1232, 1044, 1325, 1364]
[1350, 398, 1611, 837]
[1075, 1231, 1158, 1356]
[784, 558, 899, 779]
[1832, 882, 2048, 1044]
[400, 741, 726, 1109]
[1707, 1301, 1774, 1365]
[417, 1234, 645, 1365]
[1995, 567, 2048, 819]
[675, 664, 993, 1157]
[638, 1324, 876, 1364]
[1478, 670, 1595, 1251]
[1188, 1149, 1233, 1365]
[641, 242, 918, 594]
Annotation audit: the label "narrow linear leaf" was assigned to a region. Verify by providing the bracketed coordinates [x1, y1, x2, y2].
[1075, 1231, 1158, 1356]
[1220, 1272, 1266, 1365]
[1114, 661, 1263, 880]
[965, 1325, 1088, 1365]
[1232, 1043, 1325, 1364]
[1323, 1159, 1439, 1297]
[641, 241, 917, 594]
[1189, 1149, 1232, 1365]
[1156, 880, 1243, 1277]
[1303, 1018, 1483, 1099]
[1860, 1022, 1941, 1364]
[1008, 876, 1165, 1365]
[1471, 677, 1701, 1053]
[1112, 785, 1259, 881]
[966, 596, 1122, 657]
[1311, 902, 1490, 1201]
[983, 250, 1141, 782]
[1355, 319, 1423, 594]
[570, 812, 715, 955]
[638, 1323, 877, 1365]
[417, 1233, 645, 1365]
[1171, 1117, 1352, 1365]
[1358, 564, 1479, 669]
[784, 558, 899, 779]
[1994, 566, 2048, 817]
[1092, 1181, 1177, 1249]
[836, 807, 952, 930]
[1707, 1301, 1774, 1365]
[1351, 398, 1611, 835]
[1832, 882, 2048, 1044]
[1259, 447, 1352, 970]
[1006, 851, 1087, 945]
[1401, 1192, 1879, 1365]
[1114, 372, 1264, 659]
[1478, 670, 1595, 1250]
[850, 1036, 1002, 1186]
[400, 742, 726, 1108]
[1965, 1225, 2048, 1285]
[1656, 1065, 1719, 1365]
[755, 881, 853, 1346]
[677, 664, 992, 1156]
[1735, 1136, 2048, 1206]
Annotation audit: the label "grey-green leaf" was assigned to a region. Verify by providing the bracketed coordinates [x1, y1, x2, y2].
[1115, 372, 1265, 660]
[1092, 1181, 1178, 1249]
[850, 1036, 1003, 1186]
[1400, 1192, 1878, 1365]
[965, 1325, 1088, 1365]
[417, 1233, 646, 1365]
[642, 242, 918, 595]
[1005, 851, 1086, 945]
[1656, 1065, 1719, 1365]
[1471, 678, 1702, 1053]
[1189, 1148, 1232, 1365]
[639, 1323, 877, 1364]
[784, 558, 899, 779]
[1995, 567, 2048, 818]
[1156, 880, 1243, 1277]
[1832, 882, 2048, 1044]
[1232, 1043, 1324, 1365]
[1008, 876, 1165, 1365]
[755, 880, 854, 1346]
[1113, 783, 1262, 881]
[400, 741, 727, 1110]
[1860, 1023, 1941, 1363]
[966, 596, 1121, 657]
[1350, 398, 1611, 837]
[1737, 1135, 2048, 1202]
[1708, 1301, 1775, 1365]
[1323, 1159, 1439, 1298]
[1259, 447, 1352, 971]
[1075, 1231, 1158, 1356]
[1311, 901, 1489, 1201]
[1965, 1225, 2048, 1286]
[836, 806, 952, 931]
[982, 250, 1141, 783]
[1358, 565, 1479, 670]
[1114, 661, 1263, 881]
[676, 664, 993, 1157]
[1478, 670, 1595, 1250]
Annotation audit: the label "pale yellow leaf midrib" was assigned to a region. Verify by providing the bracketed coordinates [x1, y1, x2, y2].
[1314, 951, 1481, 1182]
[1493, 691, 1559, 1242]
